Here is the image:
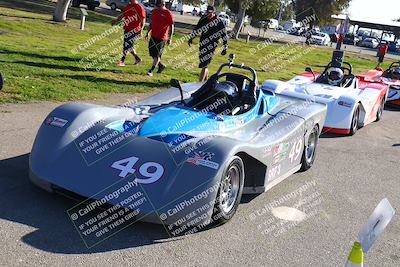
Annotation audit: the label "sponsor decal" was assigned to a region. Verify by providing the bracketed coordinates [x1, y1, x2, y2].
[187, 151, 219, 170]
[273, 153, 287, 164]
[46, 117, 68, 128]
[235, 118, 246, 126]
[262, 146, 272, 157]
[273, 143, 289, 156]
[213, 115, 225, 121]
[338, 101, 352, 108]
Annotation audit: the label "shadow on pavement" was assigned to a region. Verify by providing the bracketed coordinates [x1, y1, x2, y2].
[0, 154, 182, 254]
[385, 105, 400, 112]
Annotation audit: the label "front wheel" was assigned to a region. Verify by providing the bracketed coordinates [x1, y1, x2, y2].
[375, 98, 385, 122]
[213, 156, 244, 224]
[110, 3, 117, 10]
[300, 125, 319, 171]
[88, 5, 95, 11]
[349, 104, 360, 136]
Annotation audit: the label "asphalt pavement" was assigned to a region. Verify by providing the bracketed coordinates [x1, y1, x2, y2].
[0, 94, 399, 266]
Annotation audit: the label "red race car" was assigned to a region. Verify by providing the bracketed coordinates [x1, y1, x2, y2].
[358, 62, 400, 107]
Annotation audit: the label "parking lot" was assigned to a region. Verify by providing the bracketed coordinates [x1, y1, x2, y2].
[0, 97, 399, 266]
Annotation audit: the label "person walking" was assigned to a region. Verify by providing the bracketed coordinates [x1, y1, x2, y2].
[112, 0, 146, 67]
[377, 41, 389, 67]
[188, 5, 228, 82]
[145, 0, 174, 77]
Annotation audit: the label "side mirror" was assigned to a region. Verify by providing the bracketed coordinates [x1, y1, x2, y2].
[170, 79, 184, 103]
[305, 67, 316, 81]
[305, 67, 313, 73]
[170, 78, 181, 89]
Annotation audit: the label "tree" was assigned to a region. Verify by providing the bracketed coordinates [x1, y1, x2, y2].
[294, 0, 351, 27]
[280, 0, 295, 21]
[247, 0, 280, 27]
[226, 0, 280, 39]
[53, 0, 72, 22]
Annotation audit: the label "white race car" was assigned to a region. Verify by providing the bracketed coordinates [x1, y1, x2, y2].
[261, 60, 389, 135]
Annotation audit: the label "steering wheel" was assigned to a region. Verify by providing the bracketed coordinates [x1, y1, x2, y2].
[320, 61, 353, 76]
[388, 61, 400, 71]
[383, 61, 400, 77]
[216, 72, 253, 96]
[316, 61, 353, 84]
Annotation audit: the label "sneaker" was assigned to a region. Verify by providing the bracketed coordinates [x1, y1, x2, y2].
[157, 63, 166, 73]
[147, 71, 153, 77]
[134, 57, 142, 65]
[117, 61, 126, 67]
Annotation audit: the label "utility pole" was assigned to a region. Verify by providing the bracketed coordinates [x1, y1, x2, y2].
[277, 0, 285, 24]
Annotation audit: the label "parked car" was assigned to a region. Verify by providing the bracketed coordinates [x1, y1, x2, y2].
[274, 25, 286, 33]
[330, 33, 339, 43]
[343, 34, 360, 46]
[143, 2, 155, 17]
[360, 38, 379, 48]
[106, 0, 128, 11]
[388, 41, 400, 52]
[71, 0, 100, 11]
[310, 32, 330, 46]
[217, 12, 231, 27]
[267, 19, 279, 29]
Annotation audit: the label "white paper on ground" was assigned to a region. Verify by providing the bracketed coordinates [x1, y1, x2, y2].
[358, 198, 395, 254]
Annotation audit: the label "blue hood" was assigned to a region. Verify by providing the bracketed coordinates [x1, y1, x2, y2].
[139, 107, 253, 137]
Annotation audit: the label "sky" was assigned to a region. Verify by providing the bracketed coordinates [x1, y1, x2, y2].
[347, 0, 399, 22]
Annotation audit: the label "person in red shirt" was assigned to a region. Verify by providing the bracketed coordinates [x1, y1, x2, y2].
[145, 0, 174, 77]
[112, 0, 146, 67]
[377, 41, 389, 67]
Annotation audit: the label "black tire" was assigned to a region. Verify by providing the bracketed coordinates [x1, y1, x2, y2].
[88, 5, 95, 11]
[375, 98, 385, 122]
[349, 104, 360, 136]
[300, 125, 319, 171]
[72, 0, 80, 7]
[213, 156, 244, 224]
[110, 3, 117, 10]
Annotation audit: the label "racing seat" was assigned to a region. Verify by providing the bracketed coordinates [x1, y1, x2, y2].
[224, 73, 257, 113]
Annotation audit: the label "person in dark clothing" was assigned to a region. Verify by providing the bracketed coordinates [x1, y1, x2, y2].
[188, 5, 228, 82]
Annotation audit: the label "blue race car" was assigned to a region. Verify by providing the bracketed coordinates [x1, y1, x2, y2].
[30, 61, 326, 236]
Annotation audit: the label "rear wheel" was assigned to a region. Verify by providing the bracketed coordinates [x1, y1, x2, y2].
[300, 125, 319, 171]
[110, 3, 117, 10]
[88, 5, 95, 11]
[349, 104, 360, 136]
[214, 156, 244, 224]
[375, 98, 385, 122]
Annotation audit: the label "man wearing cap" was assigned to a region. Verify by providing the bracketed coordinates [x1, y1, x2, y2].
[112, 0, 146, 67]
[188, 5, 228, 82]
[145, 0, 174, 77]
